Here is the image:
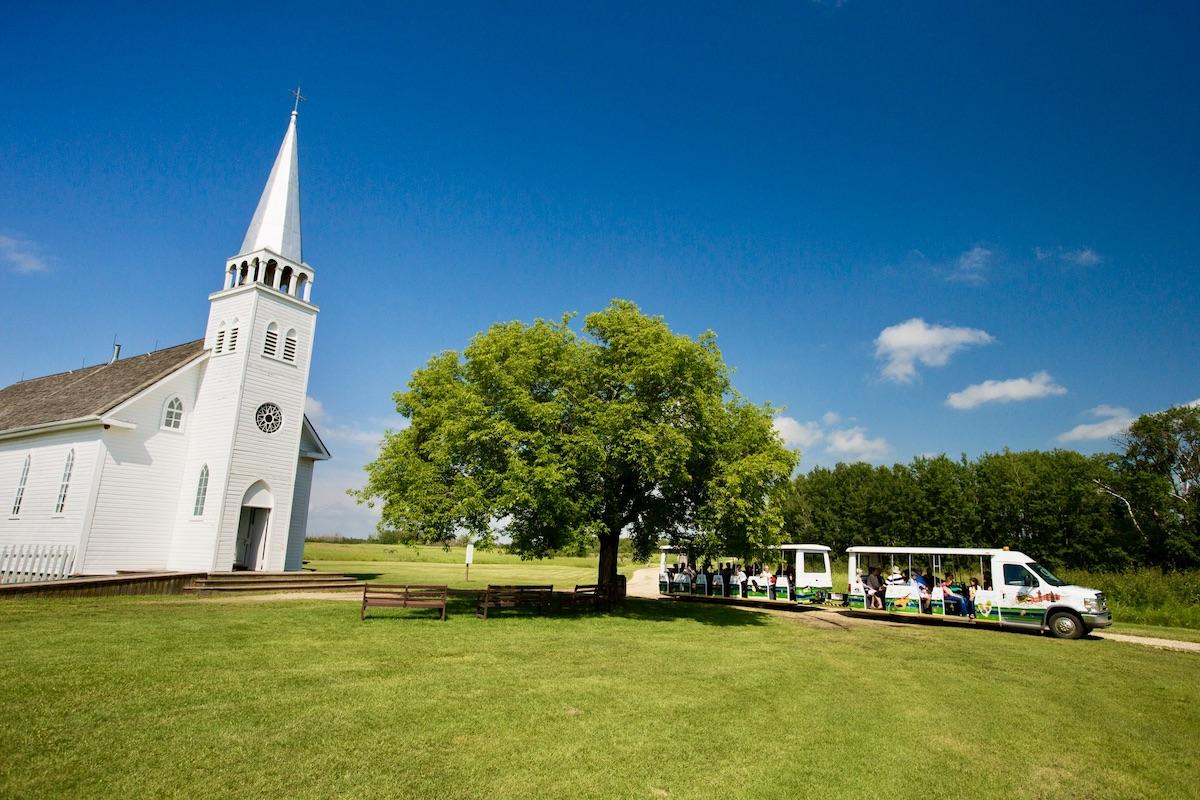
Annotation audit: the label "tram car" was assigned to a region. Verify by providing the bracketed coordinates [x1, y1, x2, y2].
[657, 544, 832, 605]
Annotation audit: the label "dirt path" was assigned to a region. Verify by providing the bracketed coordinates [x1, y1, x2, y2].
[626, 566, 662, 598]
[1091, 631, 1200, 652]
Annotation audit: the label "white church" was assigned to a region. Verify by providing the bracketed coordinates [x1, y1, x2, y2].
[0, 108, 330, 575]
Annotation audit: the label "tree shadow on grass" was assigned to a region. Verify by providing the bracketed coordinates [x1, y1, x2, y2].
[340, 572, 384, 581]
[606, 597, 770, 627]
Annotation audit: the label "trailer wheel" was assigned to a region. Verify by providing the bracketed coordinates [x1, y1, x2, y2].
[1048, 610, 1084, 640]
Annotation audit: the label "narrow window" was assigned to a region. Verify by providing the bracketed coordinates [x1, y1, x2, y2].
[11, 454, 30, 516]
[264, 322, 279, 358]
[215, 325, 226, 354]
[163, 397, 184, 430]
[193, 465, 209, 516]
[54, 450, 75, 514]
[283, 329, 297, 362]
[228, 325, 239, 352]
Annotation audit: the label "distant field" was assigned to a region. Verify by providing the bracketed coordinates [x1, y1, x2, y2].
[2, 593, 1197, 799]
[303, 542, 646, 589]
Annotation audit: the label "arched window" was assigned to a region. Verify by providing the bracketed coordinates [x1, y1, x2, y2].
[54, 449, 75, 514]
[296, 272, 309, 299]
[215, 322, 227, 354]
[280, 266, 294, 295]
[226, 265, 237, 290]
[193, 465, 209, 516]
[163, 397, 184, 430]
[11, 454, 30, 516]
[283, 329, 298, 362]
[263, 261, 277, 288]
[263, 322, 279, 358]
[228, 318, 239, 352]
[239, 262, 249, 285]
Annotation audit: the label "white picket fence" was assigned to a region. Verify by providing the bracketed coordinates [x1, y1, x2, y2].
[0, 544, 77, 584]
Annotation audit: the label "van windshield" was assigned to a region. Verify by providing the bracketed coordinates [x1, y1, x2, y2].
[1027, 562, 1068, 587]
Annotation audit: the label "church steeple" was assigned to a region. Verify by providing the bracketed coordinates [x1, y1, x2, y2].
[221, 100, 314, 304]
[240, 110, 302, 263]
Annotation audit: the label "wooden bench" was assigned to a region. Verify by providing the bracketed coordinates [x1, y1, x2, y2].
[361, 584, 448, 621]
[476, 584, 554, 619]
[566, 583, 612, 611]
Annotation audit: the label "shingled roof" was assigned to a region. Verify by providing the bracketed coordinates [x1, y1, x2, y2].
[0, 340, 207, 436]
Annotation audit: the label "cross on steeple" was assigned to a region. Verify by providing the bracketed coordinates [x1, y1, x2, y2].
[289, 85, 306, 114]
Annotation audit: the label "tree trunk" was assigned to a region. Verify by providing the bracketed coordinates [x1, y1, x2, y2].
[597, 530, 621, 589]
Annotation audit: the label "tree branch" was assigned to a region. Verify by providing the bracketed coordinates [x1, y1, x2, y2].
[1092, 478, 1147, 545]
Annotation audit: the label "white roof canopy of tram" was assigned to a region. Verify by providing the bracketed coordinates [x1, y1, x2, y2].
[780, 544, 830, 552]
[846, 546, 1015, 557]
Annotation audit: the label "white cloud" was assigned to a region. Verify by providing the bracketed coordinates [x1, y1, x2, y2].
[0, 234, 48, 273]
[825, 426, 890, 462]
[304, 396, 327, 425]
[821, 411, 841, 426]
[1057, 405, 1135, 442]
[307, 465, 380, 538]
[946, 371, 1067, 410]
[303, 397, 408, 538]
[947, 245, 992, 284]
[874, 318, 995, 383]
[774, 416, 824, 449]
[1035, 245, 1102, 267]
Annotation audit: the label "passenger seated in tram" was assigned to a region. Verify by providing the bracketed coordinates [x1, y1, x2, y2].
[886, 567, 905, 586]
[967, 577, 981, 618]
[734, 565, 747, 593]
[940, 572, 968, 616]
[864, 566, 885, 609]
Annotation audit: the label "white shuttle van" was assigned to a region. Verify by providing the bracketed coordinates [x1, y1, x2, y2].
[847, 546, 1113, 639]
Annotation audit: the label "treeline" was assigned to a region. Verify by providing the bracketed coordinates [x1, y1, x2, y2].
[782, 405, 1200, 572]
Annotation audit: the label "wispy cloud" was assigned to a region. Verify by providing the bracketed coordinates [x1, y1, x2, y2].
[1057, 404, 1135, 442]
[773, 416, 825, 449]
[946, 245, 993, 285]
[826, 426, 890, 462]
[946, 371, 1067, 410]
[875, 318, 995, 383]
[1035, 245, 1102, 267]
[775, 411, 889, 464]
[0, 234, 48, 273]
[304, 396, 407, 538]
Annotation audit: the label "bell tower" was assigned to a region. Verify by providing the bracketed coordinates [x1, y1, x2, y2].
[168, 103, 322, 572]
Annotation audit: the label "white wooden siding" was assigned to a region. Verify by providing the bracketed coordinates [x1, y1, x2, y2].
[0, 431, 100, 551]
[285, 458, 314, 570]
[84, 367, 200, 572]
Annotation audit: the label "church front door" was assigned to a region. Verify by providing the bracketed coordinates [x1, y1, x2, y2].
[234, 507, 270, 571]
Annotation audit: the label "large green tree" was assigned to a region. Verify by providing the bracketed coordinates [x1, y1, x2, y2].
[1097, 404, 1200, 570]
[354, 300, 798, 586]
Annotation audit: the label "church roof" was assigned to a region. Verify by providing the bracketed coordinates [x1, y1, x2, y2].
[239, 111, 302, 262]
[0, 340, 206, 436]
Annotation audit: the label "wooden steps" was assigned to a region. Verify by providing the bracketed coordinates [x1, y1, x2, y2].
[187, 571, 363, 593]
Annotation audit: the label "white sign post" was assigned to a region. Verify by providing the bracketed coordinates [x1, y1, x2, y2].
[465, 542, 475, 582]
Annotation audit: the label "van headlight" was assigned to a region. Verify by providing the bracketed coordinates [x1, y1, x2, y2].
[1083, 596, 1101, 612]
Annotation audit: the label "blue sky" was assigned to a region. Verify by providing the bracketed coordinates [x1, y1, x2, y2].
[2, 2, 1197, 536]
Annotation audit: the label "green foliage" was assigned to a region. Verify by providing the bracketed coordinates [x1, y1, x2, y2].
[1060, 567, 1200, 628]
[355, 300, 797, 581]
[788, 450, 1132, 568]
[1101, 404, 1200, 569]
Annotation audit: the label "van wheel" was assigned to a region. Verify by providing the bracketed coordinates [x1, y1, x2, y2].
[1048, 611, 1084, 640]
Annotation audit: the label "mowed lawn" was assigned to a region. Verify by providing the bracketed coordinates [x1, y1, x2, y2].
[2, 594, 1198, 800]
[304, 542, 646, 588]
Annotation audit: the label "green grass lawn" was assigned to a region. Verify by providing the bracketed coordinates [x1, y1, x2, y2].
[2, 594, 1197, 799]
[304, 542, 646, 589]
